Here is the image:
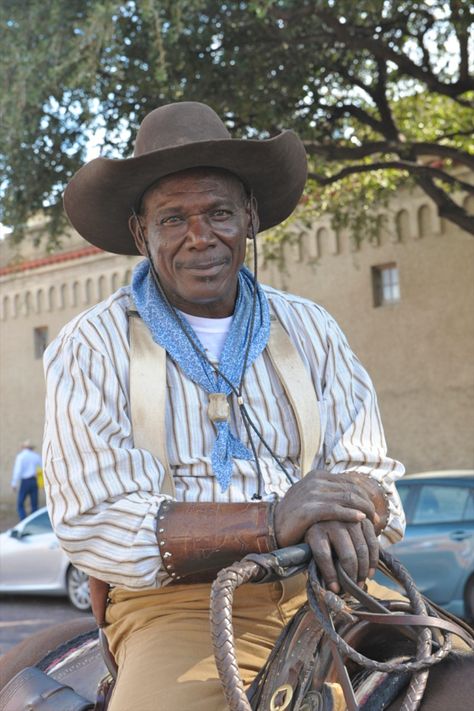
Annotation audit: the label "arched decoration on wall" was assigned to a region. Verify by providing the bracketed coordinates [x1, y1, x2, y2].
[2, 295, 10, 321]
[111, 272, 120, 292]
[316, 226, 338, 257]
[417, 204, 432, 238]
[85, 278, 93, 304]
[98, 275, 107, 301]
[298, 226, 319, 262]
[463, 194, 474, 215]
[59, 284, 67, 309]
[13, 293, 21, 319]
[395, 209, 410, 242]
[375, 213, 392, 246]
[72, 281, 80, 307]
[25, 291, 33, 316]
[36, 289, 44, 314]
[48, 286, 56, 312]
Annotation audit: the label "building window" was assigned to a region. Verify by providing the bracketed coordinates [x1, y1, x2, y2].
[34, 326, 49, 359]
[372, 263, 400, 307]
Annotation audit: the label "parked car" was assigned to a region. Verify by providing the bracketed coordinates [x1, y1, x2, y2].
[0, 506, 91, 611]
[379, 470, 474, 619]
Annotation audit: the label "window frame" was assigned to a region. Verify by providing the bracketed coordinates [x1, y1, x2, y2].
[371, 263, 401, 307]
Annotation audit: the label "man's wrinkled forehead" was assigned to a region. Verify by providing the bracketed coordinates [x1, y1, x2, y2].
[138, 167, 248, 212]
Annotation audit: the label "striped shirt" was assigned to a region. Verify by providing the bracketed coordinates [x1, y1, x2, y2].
[43, 283, 405, 589]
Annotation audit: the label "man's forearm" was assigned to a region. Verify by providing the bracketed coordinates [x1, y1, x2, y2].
[156, 501, 278, 582]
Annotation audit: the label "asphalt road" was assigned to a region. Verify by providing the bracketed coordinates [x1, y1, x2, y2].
[0, 594, 90, 655]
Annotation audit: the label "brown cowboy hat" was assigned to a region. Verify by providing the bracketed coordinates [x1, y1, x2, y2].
[63, 102, 307, 255]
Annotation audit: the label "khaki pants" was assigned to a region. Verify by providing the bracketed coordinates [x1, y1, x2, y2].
[105, 574, 307, 711]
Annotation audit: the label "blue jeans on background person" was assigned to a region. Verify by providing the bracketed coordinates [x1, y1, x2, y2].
[17, 476, 38, 520]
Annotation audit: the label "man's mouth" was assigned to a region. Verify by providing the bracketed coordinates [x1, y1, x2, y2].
[184, 259, 228, 273]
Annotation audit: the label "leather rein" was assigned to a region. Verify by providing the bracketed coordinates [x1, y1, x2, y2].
[209, 545, 474, 711]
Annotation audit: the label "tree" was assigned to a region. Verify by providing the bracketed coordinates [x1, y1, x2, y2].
[1, 0, 472, 247]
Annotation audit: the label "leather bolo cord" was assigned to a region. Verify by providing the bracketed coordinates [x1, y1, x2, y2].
[131, 196, 295, 499]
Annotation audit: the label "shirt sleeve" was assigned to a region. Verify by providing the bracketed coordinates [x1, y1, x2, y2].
[43, 332, 172, 589]
[11, 453, 22, 488]
[321, 316, 406, 546]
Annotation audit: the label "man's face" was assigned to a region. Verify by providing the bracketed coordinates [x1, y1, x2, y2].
[131, 169, 254, 317]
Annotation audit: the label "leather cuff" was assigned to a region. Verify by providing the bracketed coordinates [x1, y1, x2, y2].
[156, 501, 278, 582]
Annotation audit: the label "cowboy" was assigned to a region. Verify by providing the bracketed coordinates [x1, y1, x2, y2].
[43, 102, 405, 711]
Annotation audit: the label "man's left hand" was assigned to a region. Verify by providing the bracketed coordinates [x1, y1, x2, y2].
[304, 518, 379, 593]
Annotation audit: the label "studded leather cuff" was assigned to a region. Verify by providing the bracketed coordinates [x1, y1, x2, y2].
[156, 501, 277, 583]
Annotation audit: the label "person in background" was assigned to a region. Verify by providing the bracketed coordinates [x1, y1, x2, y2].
[11, 440, 41, 520]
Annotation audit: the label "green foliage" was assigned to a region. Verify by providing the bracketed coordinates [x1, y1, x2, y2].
[0, 0, 472, 248]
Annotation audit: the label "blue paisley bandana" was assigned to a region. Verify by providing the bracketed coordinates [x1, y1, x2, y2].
[131, 260, 271, 491]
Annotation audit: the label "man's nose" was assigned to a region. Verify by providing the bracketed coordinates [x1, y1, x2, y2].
[186, 214, 215, 248]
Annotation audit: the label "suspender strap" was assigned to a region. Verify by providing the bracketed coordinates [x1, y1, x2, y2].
[129, 311, 176, 497]
[128, 306, 322, 495]
[266, 313, 322, 476]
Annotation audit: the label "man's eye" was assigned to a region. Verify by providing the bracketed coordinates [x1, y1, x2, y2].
[211, 209, 232, 218]
[160, 215, 183, 225]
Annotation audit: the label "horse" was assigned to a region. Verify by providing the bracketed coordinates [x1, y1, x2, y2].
[1, 546, 473, 711]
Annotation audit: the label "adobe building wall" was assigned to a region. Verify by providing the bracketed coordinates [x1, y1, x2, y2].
[260, 187, 474, 474]
[0, 237, 141, 503]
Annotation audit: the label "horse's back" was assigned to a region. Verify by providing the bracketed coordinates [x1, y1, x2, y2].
[0, 616, 97, 690]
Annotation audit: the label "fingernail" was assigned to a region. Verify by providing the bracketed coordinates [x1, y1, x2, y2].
[357, 512, 366, 520]
[358, 581, 365, 588]
[374, 513, 380, 524]
[368, 568, 375, 577]
[329, 583, 340, 593]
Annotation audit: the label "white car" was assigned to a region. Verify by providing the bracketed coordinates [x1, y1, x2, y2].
[0, 507, 91, 611]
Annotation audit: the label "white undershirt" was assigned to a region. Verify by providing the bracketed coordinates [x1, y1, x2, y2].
[179, 311, 233, 361]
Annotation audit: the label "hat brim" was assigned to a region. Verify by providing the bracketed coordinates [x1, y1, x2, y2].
[63, 131, 307, 255]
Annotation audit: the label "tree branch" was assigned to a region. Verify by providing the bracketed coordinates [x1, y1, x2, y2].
[308, 160, 474, 194]
[414, 173, 474, 235]
[303, 140, 474, 170]
[315, 9, 474, 98]
[328, 104, 385, 134]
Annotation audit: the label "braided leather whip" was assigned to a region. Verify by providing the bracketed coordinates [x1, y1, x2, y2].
[210, 547, 470, 711]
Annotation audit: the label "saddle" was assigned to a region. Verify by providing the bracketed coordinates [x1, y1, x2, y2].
[210, 545, 474, 711]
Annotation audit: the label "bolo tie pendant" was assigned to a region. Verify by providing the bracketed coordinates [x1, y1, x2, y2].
[207, 393, 230, 423]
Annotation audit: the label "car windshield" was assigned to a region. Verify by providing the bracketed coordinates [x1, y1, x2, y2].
[20, 511, 52, 536]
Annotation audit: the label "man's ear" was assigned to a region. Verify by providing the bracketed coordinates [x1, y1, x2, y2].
[129, 212, 146, 256]
[246, 194, 260, 239]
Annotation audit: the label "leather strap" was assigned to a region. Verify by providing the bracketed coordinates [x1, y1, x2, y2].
[352, 609, 474, 648]
[0, 666, 93, 711]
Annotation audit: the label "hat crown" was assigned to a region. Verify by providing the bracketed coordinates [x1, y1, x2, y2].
[133, 102, 231, 157]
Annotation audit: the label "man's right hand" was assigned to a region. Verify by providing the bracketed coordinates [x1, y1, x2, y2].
[273, 469, 379, 550]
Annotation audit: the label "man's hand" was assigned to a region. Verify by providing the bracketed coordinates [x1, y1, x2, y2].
[273, 470, 379, 549]
[305, 519, 379, 593]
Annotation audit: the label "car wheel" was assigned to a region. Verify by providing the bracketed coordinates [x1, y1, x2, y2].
[66, 565, 91, 611]
[464, 575, 474, 622]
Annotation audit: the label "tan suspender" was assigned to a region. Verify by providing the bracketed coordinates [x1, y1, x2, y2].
[265, 313, 322, 477]
[128, 308, 322, 496]
[129, 311, 176, 497]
